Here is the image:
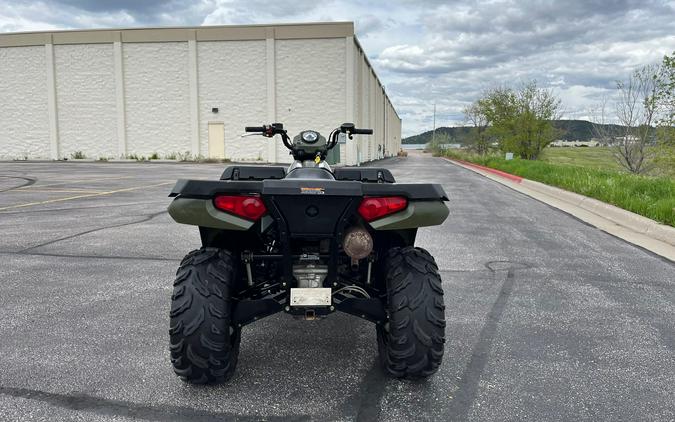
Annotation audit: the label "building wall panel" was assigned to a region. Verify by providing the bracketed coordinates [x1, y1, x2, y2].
[55, 44, 117, 159]
[371, 74, 380, 160]
[377, 82, 385, 158]
[360, 54, 370, 164]
[0, 46, 50, 159]
[197, 40, 267, 160]
[344, 47, 361, 164]
[123, 42, 191, 157]
[352, 42, 402, 161]
[275, 38, 345, 163]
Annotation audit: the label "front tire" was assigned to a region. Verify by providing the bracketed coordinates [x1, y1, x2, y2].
[169, 248, 240, 383]
[377, 246, 446, 378]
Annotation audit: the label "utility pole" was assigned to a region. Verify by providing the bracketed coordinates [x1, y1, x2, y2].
[431, 103, 437, 146]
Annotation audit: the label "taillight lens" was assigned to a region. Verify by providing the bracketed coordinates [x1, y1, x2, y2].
[358, 196, 407, 222]
[213, 195, 267, 221]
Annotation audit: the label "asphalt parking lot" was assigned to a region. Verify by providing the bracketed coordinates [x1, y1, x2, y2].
[1, 152, 673, 421]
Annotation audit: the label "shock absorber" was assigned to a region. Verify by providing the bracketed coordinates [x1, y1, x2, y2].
[242, 251, 253, 286]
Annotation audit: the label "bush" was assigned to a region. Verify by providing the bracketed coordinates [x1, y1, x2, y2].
[70, 151, 86, 159]
[126, 153, 146, 161]
[177, 151, 193, 161]
[653, 144, 675, 178]
[198, 157, 229, 163]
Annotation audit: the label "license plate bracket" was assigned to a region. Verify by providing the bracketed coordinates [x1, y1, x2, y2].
[290, 288, 332, 307]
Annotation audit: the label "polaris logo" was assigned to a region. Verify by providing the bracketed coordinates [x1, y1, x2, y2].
[300, 187, 325, 195]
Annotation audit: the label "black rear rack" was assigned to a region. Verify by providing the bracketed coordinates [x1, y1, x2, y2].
[169, 179, 448, 201]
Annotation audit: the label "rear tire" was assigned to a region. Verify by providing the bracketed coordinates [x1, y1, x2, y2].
[169, 248, 240, 383]
[377, 246, 446, 378]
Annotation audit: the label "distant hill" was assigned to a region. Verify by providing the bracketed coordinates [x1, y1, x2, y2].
[402, 120, 625, 145]
[403, 126, 473, 145]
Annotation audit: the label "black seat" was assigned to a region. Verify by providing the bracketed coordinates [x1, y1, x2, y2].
[220, 166, 286, 181]
[284, 167, 335, 180]
[333, 167, 395, 183]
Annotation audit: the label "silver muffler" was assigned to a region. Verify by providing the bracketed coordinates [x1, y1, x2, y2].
[342, 226, 373, 261]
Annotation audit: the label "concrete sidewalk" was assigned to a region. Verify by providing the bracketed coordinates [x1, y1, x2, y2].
[445, 158, 675, 262]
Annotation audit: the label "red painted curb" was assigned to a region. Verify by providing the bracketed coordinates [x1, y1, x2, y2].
[444, 158, 523, 183]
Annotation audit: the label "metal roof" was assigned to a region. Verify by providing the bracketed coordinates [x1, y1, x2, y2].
[0, 22, 354, 47]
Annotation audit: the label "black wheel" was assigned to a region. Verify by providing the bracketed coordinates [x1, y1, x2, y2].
[169, 248, 240, 383]
[377, 246, 446, 378]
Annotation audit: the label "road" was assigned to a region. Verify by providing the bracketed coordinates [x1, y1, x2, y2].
[0, 152, 673, 421]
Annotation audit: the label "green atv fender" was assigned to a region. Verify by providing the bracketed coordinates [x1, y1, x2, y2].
[168, 196, 448, 231]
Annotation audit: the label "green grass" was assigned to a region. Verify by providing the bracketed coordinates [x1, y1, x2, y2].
[541, 146, 675, 177]
[541, 147, 621, 171]
[442, 149, 675, 227]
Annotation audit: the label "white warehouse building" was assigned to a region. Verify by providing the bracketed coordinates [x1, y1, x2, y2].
[0, 22, 401, 165]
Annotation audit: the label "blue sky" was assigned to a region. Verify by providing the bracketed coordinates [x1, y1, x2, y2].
[2, 0, 675, 136]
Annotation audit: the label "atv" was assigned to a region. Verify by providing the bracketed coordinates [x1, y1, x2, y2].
[167, 123, 449, 383]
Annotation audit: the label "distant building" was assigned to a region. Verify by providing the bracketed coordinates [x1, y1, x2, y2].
[550, 139, 600, 147]
[613, 135, 640, 143]
[0, 22, 401, 164]
[428, 143, 461, 150]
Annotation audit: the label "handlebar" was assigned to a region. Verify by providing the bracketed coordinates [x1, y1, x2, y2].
[324, 123, 373, 150]
[339, 123, 372, 137]
[244, 122, 372, 154]
[245, 123, 292, 150]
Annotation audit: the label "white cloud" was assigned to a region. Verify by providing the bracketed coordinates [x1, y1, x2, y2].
[2, 0, 674, 137]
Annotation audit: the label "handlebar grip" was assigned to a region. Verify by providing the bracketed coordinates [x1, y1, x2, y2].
[245, 126, 265, 132]
[352, 128, 373, 135]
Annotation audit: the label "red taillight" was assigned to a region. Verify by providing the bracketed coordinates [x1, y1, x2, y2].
[213, 195, 267, 221]
[358, 196, 408, 222]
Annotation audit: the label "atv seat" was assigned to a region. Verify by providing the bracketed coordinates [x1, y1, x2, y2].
[285, 167, 335, 180]
[220, 166, 286, 181]
[333, 167, 395, 183]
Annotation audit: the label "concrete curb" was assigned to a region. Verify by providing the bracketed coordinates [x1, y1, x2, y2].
[445, 158, 675, 261]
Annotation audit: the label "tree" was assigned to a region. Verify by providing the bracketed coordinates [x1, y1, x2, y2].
[591, 59, 675, 175]
[654, 52, 675, 174]
[463, 99, 491, 155]
[511, 83, 562, 159]
[476, 82, 561, 159]
[658, 52, 675, 126]
[610, 65, 661, 174]
[426, 131, 452, 155]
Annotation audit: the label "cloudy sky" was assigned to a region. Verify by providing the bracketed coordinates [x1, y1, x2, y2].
[2, 0, 674, 136]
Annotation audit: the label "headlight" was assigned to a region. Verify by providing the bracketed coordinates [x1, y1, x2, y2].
[301, 131, 319, 143]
